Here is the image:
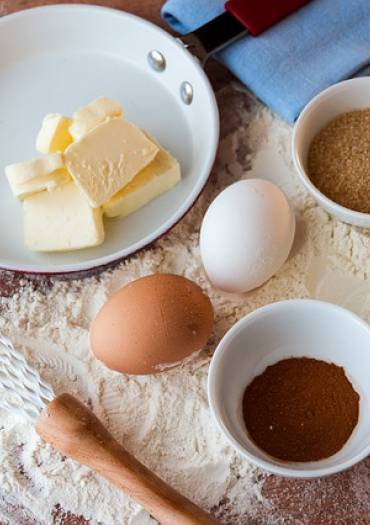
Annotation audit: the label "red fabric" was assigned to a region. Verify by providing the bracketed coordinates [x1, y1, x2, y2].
[225, 0, 312, 36]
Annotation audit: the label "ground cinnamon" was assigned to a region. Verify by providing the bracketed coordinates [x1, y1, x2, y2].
[242, 357, 359, 462]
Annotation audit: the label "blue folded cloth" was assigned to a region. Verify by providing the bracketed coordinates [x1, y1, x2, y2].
[162, 0, 370, 122]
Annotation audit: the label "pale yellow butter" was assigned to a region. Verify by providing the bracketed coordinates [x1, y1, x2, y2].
[69, 97, 123, 140]
[5, 153, 64, 185]
[24, 182, 104, 252]
[103, 142, 181, 218]
[9, 168, 70, 200]
[5, 153, 66, 199]
[65, 118, 159, 207]
[36, 114, 73, 153]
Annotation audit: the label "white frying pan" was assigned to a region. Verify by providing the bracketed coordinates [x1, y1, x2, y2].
[0, 2, 307, 276]
[0, 5, 219, 276]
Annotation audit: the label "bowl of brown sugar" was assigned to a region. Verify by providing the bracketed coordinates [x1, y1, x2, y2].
[292, 77, 370, 228]
[208, 299, 370, 478]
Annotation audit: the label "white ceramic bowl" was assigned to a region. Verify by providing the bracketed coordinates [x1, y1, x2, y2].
[292, 77, 370, 228]
[208, 299, 370, 478]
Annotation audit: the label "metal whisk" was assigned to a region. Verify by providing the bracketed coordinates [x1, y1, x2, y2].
[0, 334, 219, 525]
[0, 335, 54, 421]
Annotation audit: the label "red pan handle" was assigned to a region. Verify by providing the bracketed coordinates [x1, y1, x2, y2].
[181, 0, 312, 63]
[225, 0, 312, 36]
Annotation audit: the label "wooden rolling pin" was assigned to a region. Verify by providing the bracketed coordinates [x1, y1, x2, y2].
[36, 394, 221, 525]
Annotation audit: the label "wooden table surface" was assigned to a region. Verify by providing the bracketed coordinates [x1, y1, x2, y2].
[0, 2, 370, 524]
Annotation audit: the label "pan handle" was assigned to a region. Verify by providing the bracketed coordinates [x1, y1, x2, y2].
[179, 0, 311, 64]
[179, 11, 246, 64]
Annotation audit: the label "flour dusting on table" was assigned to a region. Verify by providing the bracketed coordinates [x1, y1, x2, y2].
[0, 86, 369, 525]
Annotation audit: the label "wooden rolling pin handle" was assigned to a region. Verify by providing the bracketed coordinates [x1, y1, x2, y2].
[36, 393, 220, 525]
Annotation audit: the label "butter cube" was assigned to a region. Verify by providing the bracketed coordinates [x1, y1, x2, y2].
[9, 168, 70, 200]
[36, 114, 73, 153]
[70, 97, 123, 140]
[65, 118, 159, 207]
[5, 153, 66, 199]
[103, 143, 181, 218]
[6, 153, 64, 185]
[24, 182, 104, 252]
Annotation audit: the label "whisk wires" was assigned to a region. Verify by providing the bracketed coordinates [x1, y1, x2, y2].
[0, 335, 54, 422]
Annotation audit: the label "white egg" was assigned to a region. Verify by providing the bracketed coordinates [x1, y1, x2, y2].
[200, 179, 295, 293]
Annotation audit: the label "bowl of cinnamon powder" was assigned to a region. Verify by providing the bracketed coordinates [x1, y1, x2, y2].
[208, 299, 370, 478]
[292, 77, 370, 228]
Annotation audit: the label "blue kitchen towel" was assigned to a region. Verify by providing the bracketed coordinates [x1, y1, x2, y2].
[162, 0, 370, 122]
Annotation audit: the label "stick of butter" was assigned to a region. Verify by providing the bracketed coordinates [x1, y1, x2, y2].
[65, 118, 159, 207]
[24, 182, 104, 252]
[103, 142, 181, 218]
[36, 114, 73, 153]
[5, 153, 66, 199]
[69, 97, 123, 140]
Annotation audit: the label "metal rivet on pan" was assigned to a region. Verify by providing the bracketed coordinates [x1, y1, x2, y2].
[147, 50, 166, 72]
[180, 81, 193, 105]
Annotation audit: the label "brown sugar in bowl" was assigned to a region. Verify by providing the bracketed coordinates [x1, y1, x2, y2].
[292, 77, 370, 228]
[90, 273, 214, 375]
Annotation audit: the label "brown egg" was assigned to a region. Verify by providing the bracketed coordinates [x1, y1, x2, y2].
[90, 274, 214, 375]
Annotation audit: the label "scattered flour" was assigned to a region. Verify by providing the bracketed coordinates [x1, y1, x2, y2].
[0, 85, 369, 524]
